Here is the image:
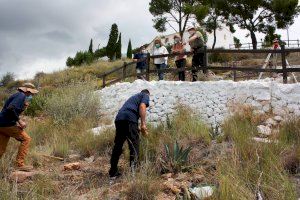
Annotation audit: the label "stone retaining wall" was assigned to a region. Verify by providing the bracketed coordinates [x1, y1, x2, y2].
[96, 80, 300, 128]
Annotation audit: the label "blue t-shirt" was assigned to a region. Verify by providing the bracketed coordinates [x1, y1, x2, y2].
[0, 92, 26, 127]
[115, 92, 150, 123]
[134, 53, 147, 69]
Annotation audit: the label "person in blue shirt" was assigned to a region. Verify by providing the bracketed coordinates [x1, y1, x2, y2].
[133, 46, 148, 80]
[109, 89, 150, 178]
[0, 83, 38, 171]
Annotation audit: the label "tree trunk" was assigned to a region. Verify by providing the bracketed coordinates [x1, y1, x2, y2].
[212, 28, 217, 50]
[250, 30, 257, 50]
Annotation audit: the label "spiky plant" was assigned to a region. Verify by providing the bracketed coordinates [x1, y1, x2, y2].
[160, 141, 192, 173]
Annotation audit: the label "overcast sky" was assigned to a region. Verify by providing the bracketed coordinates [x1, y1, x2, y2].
[0, 0, 299, 79]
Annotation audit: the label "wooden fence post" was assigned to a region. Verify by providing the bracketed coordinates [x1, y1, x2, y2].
[146, 53, 150, 81]
[102, 75, 106, 88]
[203, 46, 207, 73]
[281, 45, 287, 84]
[123, 62, 127, 81]
[233, 62, 237, 82]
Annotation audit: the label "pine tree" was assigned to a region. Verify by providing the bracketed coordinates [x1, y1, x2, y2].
[88, 39, 93, 54]
[66, 57, 74, 67]
[127, 39, 132, 59]
[106, 23, 119, 61]
[116, 33, 122, 59]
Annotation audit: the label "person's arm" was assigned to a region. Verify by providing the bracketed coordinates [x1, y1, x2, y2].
[7, 94, 27, 128]
[133, 54, 139, 62]
[163, 46, 169, 63]
[188, 35, 198, 43]
[139, 103, 148, 136]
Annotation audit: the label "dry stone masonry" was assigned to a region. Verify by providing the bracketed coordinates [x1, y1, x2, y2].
[96, 79, 300, 129]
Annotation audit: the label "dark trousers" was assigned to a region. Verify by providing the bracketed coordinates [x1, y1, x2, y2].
[175, 59, 186, 81]
[155, 63, 166, 80]
[192, 50, 206, 82]
[109, 120, 140, 176]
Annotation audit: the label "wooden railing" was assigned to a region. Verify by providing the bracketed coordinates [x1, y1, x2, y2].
[97, 45, 300, 88]
[229, 40, 300, 49]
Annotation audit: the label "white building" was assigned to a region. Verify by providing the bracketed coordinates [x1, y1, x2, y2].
[146, 27, 234, 52]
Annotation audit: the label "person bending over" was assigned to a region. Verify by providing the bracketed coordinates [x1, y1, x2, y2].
[109, 89, 150, 178]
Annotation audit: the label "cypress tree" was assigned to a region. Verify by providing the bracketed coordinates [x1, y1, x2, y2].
[106, 23, 119, 61]
[116, 33, 122, 59]
[88, 39, 93, 54]
[127, 39, 132, 59]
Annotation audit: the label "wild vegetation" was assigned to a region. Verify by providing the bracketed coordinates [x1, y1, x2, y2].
[1, 89, 300, 200]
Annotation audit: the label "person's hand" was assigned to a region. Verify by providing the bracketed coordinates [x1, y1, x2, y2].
[24, 102, 30, 110]
[18, 120, 27, 129]
[140, 124, 148, 137]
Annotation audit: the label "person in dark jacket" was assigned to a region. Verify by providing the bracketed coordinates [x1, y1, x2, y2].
[0, 83, 38, 171]
[109, 89, 150, 178]
[133, 46, 148, 80]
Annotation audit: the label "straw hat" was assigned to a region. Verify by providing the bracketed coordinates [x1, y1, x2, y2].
[187, 26, 196, 31]
[18, 83, 39, 94]
[173, 34, 181, 39]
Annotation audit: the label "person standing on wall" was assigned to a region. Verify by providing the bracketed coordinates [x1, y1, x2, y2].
[133, 46, 148, 80]
[172, 35, 187, 81]
[152, 38, 169, 81]
[187, 27, 206, 82]
[109, 89, 150, 178]
[0, 83, 38, 171]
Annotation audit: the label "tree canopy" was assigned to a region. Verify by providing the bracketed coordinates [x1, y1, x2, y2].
[216, 0, 299, 49]
[88, 39, 93, 54]
[116, 33, 122, 59]
[149, 0, 209, 37]
[106, 23, 119, 60]
[127, 39, 133, 59]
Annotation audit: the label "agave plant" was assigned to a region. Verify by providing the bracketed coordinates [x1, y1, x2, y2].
[160, 141, 192, 173]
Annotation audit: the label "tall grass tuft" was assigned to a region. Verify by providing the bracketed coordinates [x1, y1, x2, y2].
[217, 108, 297, 200]
[45, 83, 100, 126]
[124, 173, 159, 200]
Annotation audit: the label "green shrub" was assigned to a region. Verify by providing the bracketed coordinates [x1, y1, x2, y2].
[45, 83, 100, 126]
[24, 92, 48, 117]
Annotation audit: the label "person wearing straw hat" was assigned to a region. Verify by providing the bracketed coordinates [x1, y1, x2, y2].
[0, 83, 38, 171]
[187, 26, 206, 81]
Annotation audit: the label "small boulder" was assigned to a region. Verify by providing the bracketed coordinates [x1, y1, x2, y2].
[274, 116, 283, 122]
[257, 125, 272, 136]
[68, 154, 81, 162]
[63, 162, 81, 171]
[10, 171, 37, 183]
[265, 118, 277, 127]
[84, 156, 95, 163]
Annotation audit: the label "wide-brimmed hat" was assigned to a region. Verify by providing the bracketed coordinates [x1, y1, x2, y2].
[187, 26, 196, 31]
[18, 83, 39, 94]
[173, 34, 181, 39]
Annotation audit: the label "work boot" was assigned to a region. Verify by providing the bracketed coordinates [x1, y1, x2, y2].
[16, 165, 34, 172]
[109, 171, 122, 179]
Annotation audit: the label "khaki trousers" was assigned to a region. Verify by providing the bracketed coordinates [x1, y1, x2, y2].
[0, 126, 31, 167]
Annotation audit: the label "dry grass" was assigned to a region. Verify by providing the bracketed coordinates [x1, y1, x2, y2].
[216, 108, 298, 200]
